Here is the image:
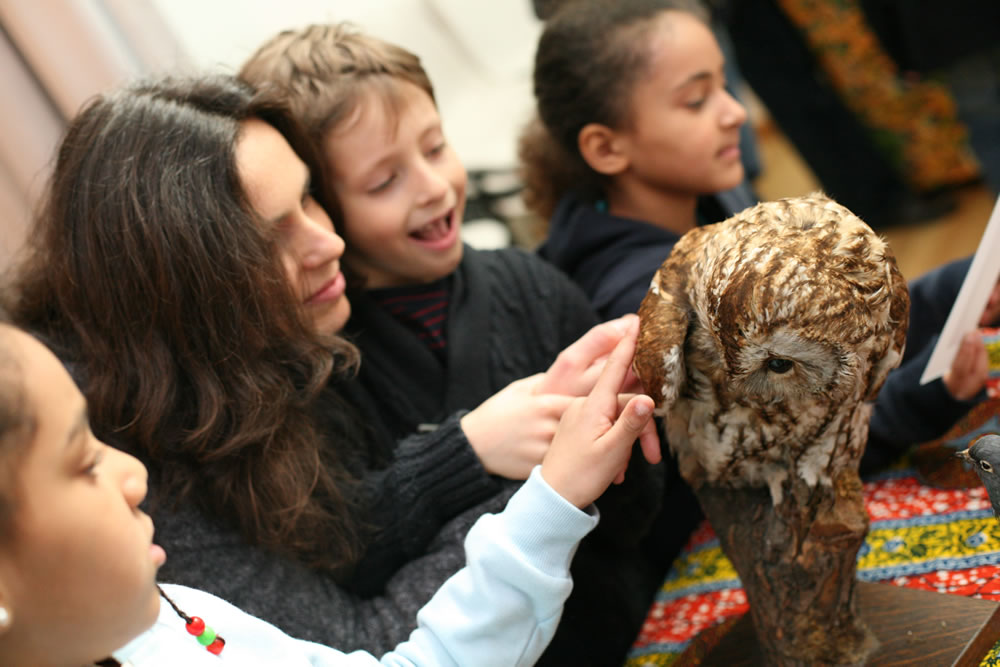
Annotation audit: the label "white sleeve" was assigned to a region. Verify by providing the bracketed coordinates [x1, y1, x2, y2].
[115, 468, 596, 667]
[373, 466, 598, 667]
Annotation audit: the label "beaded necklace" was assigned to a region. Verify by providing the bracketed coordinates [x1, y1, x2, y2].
[159, 585, 226, 654]
[94, 585, 226, 665]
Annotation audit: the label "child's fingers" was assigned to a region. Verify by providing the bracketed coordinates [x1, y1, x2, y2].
[637, 422, 661, 465]
[619, 395, 659, 464]
[615, 394, 662, 463]
[587, 317, 639, 406]
[539, 315, 636, 395]
[607, 395, 654, 484]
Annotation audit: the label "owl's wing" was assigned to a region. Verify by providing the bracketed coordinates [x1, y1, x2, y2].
[634, 228, 710, 411]
[865, 254, 910, 401]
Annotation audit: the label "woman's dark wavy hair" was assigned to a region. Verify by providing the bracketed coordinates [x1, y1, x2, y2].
[4, 75, 368, 572]
[519, 0, 707, 220]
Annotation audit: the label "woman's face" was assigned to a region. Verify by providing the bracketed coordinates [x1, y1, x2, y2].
[236, 118, 352, 336]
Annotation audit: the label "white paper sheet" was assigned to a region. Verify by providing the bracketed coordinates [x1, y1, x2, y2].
[921, 194, 1000, 384]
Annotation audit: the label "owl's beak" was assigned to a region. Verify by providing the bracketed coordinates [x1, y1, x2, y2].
[956, 448, 973, 463]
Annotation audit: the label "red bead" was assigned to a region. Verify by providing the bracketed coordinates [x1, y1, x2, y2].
[207, 638, 225, 655]
[185, 616, 205, 635]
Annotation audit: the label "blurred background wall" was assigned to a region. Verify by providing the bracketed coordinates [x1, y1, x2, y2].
[0, 0, 543, 270]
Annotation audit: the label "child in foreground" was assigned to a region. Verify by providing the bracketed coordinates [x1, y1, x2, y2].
[0, 316, 657, 666]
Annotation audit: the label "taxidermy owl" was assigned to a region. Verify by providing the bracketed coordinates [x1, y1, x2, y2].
[634, 193, 909, 505]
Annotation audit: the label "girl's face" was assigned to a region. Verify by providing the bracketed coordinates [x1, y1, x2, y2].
[322, 82, 468, 289]
[614, 11, 747, 198]
[0, 328, 164, 665]
[237, 118, 352, 336]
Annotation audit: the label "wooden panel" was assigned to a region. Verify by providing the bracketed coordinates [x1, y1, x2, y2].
[696, 582, 1000, 666]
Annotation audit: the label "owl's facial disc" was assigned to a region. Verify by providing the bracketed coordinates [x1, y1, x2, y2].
[733, 330, 842, 403]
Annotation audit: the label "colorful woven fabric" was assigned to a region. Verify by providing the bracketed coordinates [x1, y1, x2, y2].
[985, 328, 1000, 399]
[627, 402, 1000, 666]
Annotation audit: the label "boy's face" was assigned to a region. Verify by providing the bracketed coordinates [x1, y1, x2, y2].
[0, 328, 163, 664]
[614, 11, 747, 199]
[238, 118, 352, 336]
[323, 82, 467, 288]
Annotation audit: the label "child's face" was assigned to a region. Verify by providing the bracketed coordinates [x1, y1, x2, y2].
[237, 118, 352, 336]
[0, 328, 164, 664]
[615, 11, 747, 198]
[323, 82, 467, 288]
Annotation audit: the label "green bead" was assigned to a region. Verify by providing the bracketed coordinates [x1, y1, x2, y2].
[197, 627, 217, 646]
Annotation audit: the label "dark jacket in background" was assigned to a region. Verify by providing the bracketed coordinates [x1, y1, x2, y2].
[860, 0, 1000, 73]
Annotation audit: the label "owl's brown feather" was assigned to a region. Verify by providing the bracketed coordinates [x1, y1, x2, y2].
[634, 193, 909, 503]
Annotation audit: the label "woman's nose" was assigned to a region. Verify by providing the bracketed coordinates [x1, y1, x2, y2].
[298, 211, 345, 270]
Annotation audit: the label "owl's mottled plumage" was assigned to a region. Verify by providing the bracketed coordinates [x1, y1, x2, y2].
[634, 193, 909, 504]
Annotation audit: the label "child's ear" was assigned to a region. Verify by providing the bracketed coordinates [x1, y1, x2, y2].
[578, 123, 629, 176]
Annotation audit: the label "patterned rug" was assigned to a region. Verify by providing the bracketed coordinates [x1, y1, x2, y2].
[626, 399, 1000, 666]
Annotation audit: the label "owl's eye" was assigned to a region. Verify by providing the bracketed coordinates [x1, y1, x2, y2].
[981, 460, 994, 474]
[766, 358, 794, 374]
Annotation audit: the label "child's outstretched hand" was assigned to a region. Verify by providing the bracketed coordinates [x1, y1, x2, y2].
[537, 313, 660, 455]
[541, 316, 661, 509]
[943, 330, 990, 401]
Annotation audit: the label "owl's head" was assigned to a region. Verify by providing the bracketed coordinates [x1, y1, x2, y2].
[635, 193, 909, 416]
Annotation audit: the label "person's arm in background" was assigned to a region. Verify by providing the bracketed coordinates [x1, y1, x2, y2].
[900, 256, 972, 360]
[862, 256, 996, 474]
[862, 334, 986, 475]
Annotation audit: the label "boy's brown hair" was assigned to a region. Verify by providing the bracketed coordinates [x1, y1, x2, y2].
[240, 23, 436, 216]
